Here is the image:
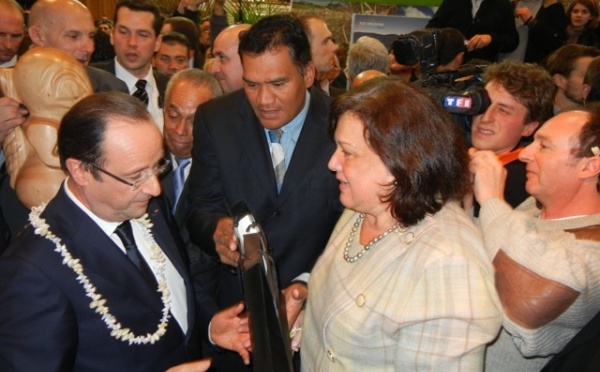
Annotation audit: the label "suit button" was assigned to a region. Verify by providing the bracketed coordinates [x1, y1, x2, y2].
[327, 349, 335, 362]
[356, 294, 366, 307]
[273, 209, 281, 216]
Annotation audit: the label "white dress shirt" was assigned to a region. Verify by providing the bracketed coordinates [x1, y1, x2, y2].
[114, 59, 164, 133]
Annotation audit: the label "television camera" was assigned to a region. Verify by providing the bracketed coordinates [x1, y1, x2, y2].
[392, 28, 491, 119]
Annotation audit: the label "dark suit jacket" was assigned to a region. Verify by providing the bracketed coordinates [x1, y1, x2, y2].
[91, 59, 169, 105]
[426, 0, 519, 62]
[0, 186, 217, 371]
[524, 2, 567, 64]
[541, 309, 600, 371]
[162, 162, 221, 300]
[187, 87, 343, 308]
[86, 66, 129, 93]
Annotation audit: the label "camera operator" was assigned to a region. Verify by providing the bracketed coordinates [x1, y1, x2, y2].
[436, 28, 467, 72]
[467, 60, 555, 216]
[394, 28, 490, 141]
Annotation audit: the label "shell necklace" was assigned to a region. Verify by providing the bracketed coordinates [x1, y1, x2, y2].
[343, 213, 399, 263]
[29, 203, 172, 345]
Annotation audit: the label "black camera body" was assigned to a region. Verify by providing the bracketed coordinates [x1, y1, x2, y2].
[393, 29, 490, 142]
[392, 28, 441, 76]
[420, 66, 490, 117]
[393, 28, 490, 116]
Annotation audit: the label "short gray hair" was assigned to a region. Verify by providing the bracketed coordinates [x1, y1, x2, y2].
[347, 36, 389, 81]
[165, 69, 223, 102]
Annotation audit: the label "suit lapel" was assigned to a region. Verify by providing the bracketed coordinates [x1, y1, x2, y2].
[161, 163, 176, 206]
[44, 189, 163, 314]
[147, 198, 197, 338]
[44, 188, 196, 338]
[237, 97, 279, 198]
[278, 88, 331, 203]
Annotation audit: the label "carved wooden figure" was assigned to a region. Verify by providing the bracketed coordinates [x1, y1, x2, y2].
[0, 47, 92, 208]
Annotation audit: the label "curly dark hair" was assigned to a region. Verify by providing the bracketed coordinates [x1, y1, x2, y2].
[484, 60, 555, 124]
[329, 77, 470, 226]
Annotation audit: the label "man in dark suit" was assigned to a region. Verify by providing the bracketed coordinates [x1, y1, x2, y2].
[0, 92, 250, 371]
[187, 14, 343, 370]
[0, 0, 130, 247]
[426, 0, 519, 63]
[0, 0, 24, 68]
[299, 15, 343, 96]
[161, 69, 223, 301]
[92, 0, 168, 132]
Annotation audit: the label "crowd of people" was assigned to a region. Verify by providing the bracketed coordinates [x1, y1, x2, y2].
[0, 0, 599, 371]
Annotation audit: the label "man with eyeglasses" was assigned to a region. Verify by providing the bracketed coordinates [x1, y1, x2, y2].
[0, 92, 251, 371]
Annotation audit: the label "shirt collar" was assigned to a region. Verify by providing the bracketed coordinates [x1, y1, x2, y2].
[114, 58, 156, 94]
[0, 55, 17, 68]
[64, 179, 121, 237]
[266, 90, 311, 139]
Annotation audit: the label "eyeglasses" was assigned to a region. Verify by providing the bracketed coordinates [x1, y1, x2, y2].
[88, 159, 171, 191]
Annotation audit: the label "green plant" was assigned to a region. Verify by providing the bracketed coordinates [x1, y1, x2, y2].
[223, 0, 289, 24]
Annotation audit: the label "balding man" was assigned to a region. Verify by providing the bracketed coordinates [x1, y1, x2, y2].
[0, 0, 24, 68]
[0, 0, 26, 144]
[350, 70, 386, 89]
[470, 106, 600, 370]
[28, 0, 128, 94]
[346, 36, 388, 87]
[210, 24, 250, 93]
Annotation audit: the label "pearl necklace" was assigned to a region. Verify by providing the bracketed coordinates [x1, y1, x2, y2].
[343, 213, 399, 263]
[29, 203, 172, 345]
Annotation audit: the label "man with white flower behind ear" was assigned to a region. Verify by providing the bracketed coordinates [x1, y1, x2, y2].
[0, 92, 250, 372]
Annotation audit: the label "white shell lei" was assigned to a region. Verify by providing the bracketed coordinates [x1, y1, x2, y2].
[29, 203, 172, 345]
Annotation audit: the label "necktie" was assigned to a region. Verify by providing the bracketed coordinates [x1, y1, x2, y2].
[269, 129, 285, 193]
[172, 158, 191, 213]
[132, 79, 149, 106]
[114, 221, 156, 287]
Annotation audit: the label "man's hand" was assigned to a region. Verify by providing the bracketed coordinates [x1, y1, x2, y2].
[213, 217, 239, 266]
[0, 97, 27, 145]
[282, 282, 307, 351]
[210, 302, 251, 365]
[469, 147, 507, 205]
[177, 0, 207, 13]
[165, 359, 212, 372]
[515, 7, 532, 23]
[466, 34, 492, 52]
